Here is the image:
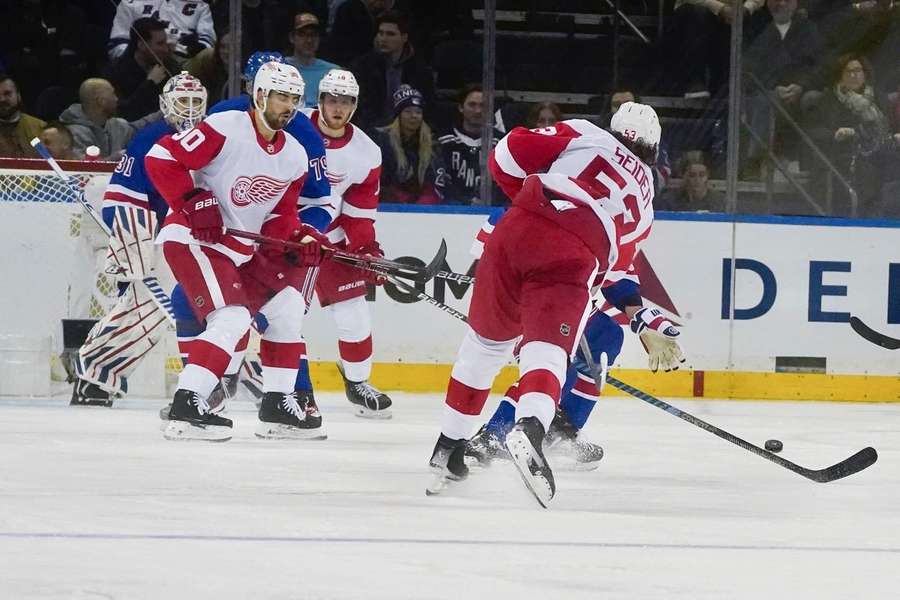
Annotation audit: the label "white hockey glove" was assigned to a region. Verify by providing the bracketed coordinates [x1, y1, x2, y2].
[629, 307, 686, 373]
[104, 208, 157, 282]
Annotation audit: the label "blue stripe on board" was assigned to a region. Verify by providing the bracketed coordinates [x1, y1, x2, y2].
[378, 203, 900, 228]
[0, 532, 897, 554]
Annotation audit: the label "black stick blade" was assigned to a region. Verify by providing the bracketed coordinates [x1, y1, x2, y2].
[849, 316, 900, 350]
[806, 446, 878, 483]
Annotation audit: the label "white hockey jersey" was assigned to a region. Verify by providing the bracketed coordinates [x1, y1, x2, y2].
[108, 0, 216, 59]
[146, 109, 309, 265]
[301, 108, 382, 249]
[489, 119, 656, 287]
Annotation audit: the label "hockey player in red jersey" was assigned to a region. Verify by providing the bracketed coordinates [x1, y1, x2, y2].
[300, 69, 393, 418]
[146, 61, 328, 441]
[428, 102, 684, 505]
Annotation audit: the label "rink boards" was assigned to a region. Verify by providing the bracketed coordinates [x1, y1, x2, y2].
[1, 202, 898, 400]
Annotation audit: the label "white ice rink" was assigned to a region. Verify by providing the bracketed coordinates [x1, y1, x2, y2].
[0, 390, 897, 600]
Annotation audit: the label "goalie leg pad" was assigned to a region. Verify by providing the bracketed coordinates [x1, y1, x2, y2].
[75, 284, 168, 396]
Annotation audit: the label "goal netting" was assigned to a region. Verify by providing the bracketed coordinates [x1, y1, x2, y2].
[0, 158, 180, 397]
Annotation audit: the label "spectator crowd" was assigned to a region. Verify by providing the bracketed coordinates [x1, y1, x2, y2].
[0, 0, 897, 214]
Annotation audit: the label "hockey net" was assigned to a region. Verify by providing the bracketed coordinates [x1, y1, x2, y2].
[0, 158, 180, 397]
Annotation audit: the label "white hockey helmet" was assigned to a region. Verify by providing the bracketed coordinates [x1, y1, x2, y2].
[610, 101, 661, 150]
[159, 71, 207, 132]
[318, 68, 360, 99]
[252, 61, 305, 124]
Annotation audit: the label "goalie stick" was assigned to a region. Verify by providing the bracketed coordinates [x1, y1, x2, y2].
[849, 316, 900, 350]
[225, 228, 448, 282]
[30, 138, 176, 326]
[383, 273, 879, 483]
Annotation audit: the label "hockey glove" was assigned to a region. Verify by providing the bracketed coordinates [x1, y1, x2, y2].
[630, 307, 686, 373]
[350, 240, 386, 285]
[182, 188, 224, 244]
[284, 224, 331, 267]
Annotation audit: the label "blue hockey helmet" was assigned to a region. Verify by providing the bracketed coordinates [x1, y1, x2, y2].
[242, 51, 285, 91]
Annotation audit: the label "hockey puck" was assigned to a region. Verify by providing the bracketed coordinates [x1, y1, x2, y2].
[765, 439, 783, 453]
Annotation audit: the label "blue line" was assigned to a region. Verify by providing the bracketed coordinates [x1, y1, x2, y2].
[378, 203, 497, 215]
[0, 532, 896, 554]
[378, 203, 900, 228]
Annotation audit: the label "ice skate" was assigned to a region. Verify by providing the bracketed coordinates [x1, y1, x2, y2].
[162, 389, 233, 442]
[338, 363, 392, 419]
[545, 409, 604, 471]
[505, 417, 556, 508]
[255, 391, 327, 440]
[464, 425, 509, 467]
[426, 434, 469, 495]
[70, 379, 114, 407]
[159, 374, 235, 422]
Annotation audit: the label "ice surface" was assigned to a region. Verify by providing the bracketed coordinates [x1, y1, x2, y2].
[0, 391, 898, 599]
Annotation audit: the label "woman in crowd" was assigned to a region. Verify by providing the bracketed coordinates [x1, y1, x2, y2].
[375, 85, 446, 204]
[807, 54, 900, 215]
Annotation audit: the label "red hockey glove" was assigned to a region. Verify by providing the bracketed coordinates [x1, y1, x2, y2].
[284, 224, 331, 267]
[181, 188, 224, 244]
[350, 240, 386, 286]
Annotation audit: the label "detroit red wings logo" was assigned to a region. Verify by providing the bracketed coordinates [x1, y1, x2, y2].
[231, 175, 291, 207]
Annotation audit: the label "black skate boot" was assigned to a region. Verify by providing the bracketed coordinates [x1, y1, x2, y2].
[426, 434, 469, 495]
[464, 425, 509, 467]
[256, 391, 327, 440]
[159, 373, 237, 421]
[505, 417, 556, 508]
[70, 379, 114, 407]
[162, 389, 233, 442]
[339, 364, 392, 419]
[545, 409, 604, 471]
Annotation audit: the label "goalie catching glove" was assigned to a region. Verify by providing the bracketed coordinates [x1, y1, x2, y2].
[630, 307, 686, 373]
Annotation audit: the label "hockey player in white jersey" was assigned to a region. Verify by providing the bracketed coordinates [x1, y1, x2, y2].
[301, 69, 393, 418]
[71, 72, 208, 406]
[428, 103, 685, 505]
[146, 62, 328, 441]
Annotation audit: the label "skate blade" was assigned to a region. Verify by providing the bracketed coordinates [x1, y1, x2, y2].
[352, 406, 393, 420]
[254, 422, 328, 440]
[163, 420, 232, 442]
[505, 431, 554, 509]
[425, 466, 461, 496]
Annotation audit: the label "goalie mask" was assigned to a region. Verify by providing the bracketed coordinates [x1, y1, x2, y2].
[252, 61, 305, 130]
[610, 101, 661, 164]
[159, 72, 208, 132]
[317, 68, 360, 125]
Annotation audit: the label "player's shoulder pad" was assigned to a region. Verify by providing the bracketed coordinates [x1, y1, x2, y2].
[130, 119, 175, 153]
[349, 124, 382, 165]
[559, 118, 605, 137]
[208, 95, 250, 116]
[285, 111, 323, 153]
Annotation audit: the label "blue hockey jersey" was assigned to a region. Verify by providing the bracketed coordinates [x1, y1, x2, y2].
[101, 118, 173, 232]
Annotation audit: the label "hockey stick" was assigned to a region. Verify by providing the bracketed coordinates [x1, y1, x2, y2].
[30, 138, 176, 325]
[225, 228, 448, 282]
[382, 272, 471, 323]
[577, 337, 877, 483]
[849, 316, 900, 350]
[380, 270, 878, 483]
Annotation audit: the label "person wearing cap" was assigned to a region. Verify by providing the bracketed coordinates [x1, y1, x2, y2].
[285, 12, 340, 108]
[374, 85, 446, 203]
